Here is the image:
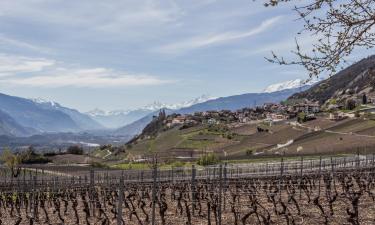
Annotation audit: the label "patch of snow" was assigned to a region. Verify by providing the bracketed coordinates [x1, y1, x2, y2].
[143, 94, 216, 110]
[263, 78, 321, 93]
[270, 139, 294, 151]
[86, 108, 132, 117]
[86, 95, 216, 116]
[30, 98, 59, 107]
[79, 142, 100, 147]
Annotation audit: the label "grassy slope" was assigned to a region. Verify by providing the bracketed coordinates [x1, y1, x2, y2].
[123, 116, 375, 161]
[127, 125, 229, 155]
[286, 118, 375, 155]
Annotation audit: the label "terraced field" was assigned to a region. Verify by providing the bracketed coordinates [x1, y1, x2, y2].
[120, 117, 375, 162]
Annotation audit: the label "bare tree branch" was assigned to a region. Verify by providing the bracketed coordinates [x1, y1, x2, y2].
[260, 0, 375, 78]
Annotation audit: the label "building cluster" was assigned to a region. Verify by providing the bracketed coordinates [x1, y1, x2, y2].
[163, 100, 321, 128]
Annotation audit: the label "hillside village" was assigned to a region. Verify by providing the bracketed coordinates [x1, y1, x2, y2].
[122, 60, 375, 164]
[162, 100, 321, 128]
[136, 92, 375, 140]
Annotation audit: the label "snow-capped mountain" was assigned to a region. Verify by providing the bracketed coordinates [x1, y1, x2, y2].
[31, 98, 58, 107]
[263, 78, 321, 93]
[86, 95, 216, 128]
[116, 87, 313, 138]
[142, 95, 216, 111]
[87, 108, 152, 128]
[0, 93, 80, 133]
[30, 97, 104, 130]
[86, 108, 132, 117]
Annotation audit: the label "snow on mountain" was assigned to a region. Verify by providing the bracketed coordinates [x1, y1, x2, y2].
[143, 95, 216, 111]
[86, 95, 216, 128]
[86, 108, 132, 117]
[87, 95, 216, 116]
[263, 78, 321, 93]
[31, 98, 59, 107]
[30, 97, 104, 130]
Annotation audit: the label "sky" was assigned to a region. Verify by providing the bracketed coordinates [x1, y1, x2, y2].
[0, 0, 368, 112]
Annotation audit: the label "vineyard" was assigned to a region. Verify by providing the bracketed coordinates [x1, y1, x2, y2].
[0, 155, 375, 224]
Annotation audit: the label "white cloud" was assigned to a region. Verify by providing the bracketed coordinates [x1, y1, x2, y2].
[0, 35, 51, 53]
[0, 53, 173, 88]
[0, 1, 184, 38]
[156, 16, 283, 54]
[0, 54, 55, 76]
[252, 34, 318, 55]
[0, 67, 173, 88]
[95, 1, 183, 32]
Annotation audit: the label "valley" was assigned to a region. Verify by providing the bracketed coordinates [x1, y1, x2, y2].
[2, 56, 375, 168]
[2, 1, 375, 224]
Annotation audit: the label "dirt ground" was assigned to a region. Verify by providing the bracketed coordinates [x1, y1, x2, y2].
[1, 171, 375, 225]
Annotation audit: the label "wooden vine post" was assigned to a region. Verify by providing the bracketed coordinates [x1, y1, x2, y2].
[223, 163, 227, 210]
[279, 157, 284, 196]
[299, 156, 303, 199]
[191, 165, 196, 215]
[151, 156, 158, 225]
[33, 175, 38, 220]
[90, 169, 95, 216]
[117, 175, 124, 225]
[318, 156, 322, 195]
[218, 164, 223, 225]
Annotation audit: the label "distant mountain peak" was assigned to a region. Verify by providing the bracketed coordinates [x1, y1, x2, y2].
[30, 97, 59, 107]
[142, 94, 217, 111]
[263, 78, 321, 93]
[87, 95, 216, 116]
[29, 97, 103, 130]
[86, 95, 216, 128]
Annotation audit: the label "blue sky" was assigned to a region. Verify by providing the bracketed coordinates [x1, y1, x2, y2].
[0, 0, 366, 111]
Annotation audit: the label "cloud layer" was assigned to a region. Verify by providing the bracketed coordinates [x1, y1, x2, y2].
[156, 16, 283, 54]
[0, 0, 321, 111]
[0, 54, 55, 76]
[0, 54, 173, 88]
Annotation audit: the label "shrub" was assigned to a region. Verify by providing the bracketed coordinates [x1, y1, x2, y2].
[170, 161, 185, 168]
[246, 148, 255, 156]
[21, 147, 51, 164]
[345, 99, 356, 110]
[67, 145, 84, 155]
[355, 111, 360, 118]
[197, 153, 220, 166]
[329, 98, 337, 105]
[90, 162, 109, 168]
[297, 112, 307, 123]
[22, 155, 51, 164]
[0, 148, 22, 177]
[100, 144, 112, 150]
[43, 151, 59, 157]
[257, 126, 269, 132]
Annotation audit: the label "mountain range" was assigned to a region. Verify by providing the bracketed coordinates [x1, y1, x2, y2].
[1, 55, 374, 151]
[290, 55, 375, 104]
[0, 109, 36, 137]
[86, 95, 216, 128]
[32, 98, 103, 131]
[113, 85, 313, 139]
[176, 86, 311, 114]
[88, 82, 317, 131]
[0, 93, 103, 136]
[263, 78, 321, 93]
[0, 77, 317, 148]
